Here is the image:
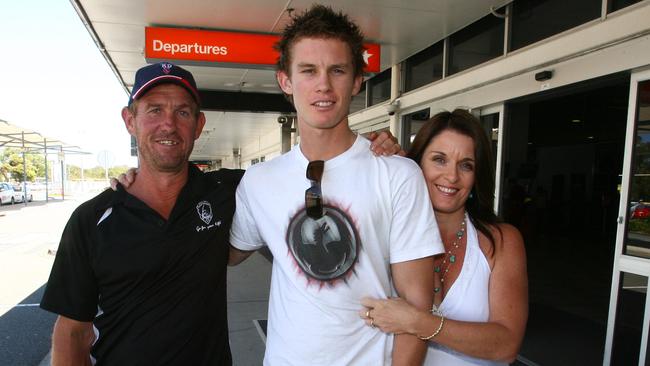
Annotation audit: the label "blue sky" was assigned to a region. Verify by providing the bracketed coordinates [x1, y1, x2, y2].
[0, 0, 136, 167]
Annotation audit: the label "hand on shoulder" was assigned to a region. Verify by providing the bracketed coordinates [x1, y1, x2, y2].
[368, 131, 405, 156]
[109, 168, 138, 191]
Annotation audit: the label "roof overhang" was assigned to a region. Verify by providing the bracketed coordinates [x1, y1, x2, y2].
[71, 0, 511, 160]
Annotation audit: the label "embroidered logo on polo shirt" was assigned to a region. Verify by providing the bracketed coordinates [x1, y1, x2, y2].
[196, 201, 222, 232]
[196, 201, 213, 224]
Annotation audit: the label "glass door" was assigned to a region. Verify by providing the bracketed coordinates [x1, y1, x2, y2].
[604, 69, 650, 365]
[477, 104, 505, 214]
[400, 108, 431, 151]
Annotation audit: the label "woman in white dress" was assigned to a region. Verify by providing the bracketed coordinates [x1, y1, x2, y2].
[361, 109, 528, 365]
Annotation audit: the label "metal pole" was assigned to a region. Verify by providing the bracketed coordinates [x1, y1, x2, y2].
[280, 119, 294, 154]
[104, 161, 108, 184]
[21, 131, 27, 206]
[44, 139, 49, 202]
[389, 64, 402, 142]
[60, 146, 65, 201]
[81, 157, 85, 192]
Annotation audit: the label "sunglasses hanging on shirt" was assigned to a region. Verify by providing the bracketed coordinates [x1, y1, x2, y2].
[305, 160, 324, 219]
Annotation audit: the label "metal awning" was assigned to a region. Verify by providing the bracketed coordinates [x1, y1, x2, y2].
[1, 118, 89, 203]
[0, 119, 87, 155]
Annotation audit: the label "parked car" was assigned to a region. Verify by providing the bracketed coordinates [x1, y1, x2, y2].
[12, 184, 33, 203]
[631, 202, 650, 219]
[0, 182, 18, 205]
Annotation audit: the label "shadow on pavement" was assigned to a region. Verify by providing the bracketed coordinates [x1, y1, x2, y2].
[0, 284, 56, 366]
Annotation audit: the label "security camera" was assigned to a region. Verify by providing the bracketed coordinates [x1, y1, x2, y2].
[385, 99, 400, 116]
[278, 115, 297, 128]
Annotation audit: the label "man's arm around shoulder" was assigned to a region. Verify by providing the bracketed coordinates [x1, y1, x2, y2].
[228, 245, 256, 266]
[390, 257, 435, 366]
[51, 315, 94, 366]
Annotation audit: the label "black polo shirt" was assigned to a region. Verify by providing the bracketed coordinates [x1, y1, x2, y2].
[41, 165, 243, 366]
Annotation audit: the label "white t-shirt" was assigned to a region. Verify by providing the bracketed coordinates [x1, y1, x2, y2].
[231, 136, 443, 365]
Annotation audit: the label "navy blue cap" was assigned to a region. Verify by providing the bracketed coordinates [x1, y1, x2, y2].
[128, 62, 200, 106]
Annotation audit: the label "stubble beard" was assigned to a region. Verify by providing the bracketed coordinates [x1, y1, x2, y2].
[138, 138, 192, 174]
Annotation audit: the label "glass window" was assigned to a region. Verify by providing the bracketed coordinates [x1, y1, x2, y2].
[611, 273, 647, 365]
[510, 0, 601, 51]
[349, 81, 366, 114]
[625, 80, 650, 258]
[609, 0, 644, 12]
[401, 108, 430, 151]
[367, 69, 391, 106]
[447, 11, 504, 76]
[404, 41, 444, 92]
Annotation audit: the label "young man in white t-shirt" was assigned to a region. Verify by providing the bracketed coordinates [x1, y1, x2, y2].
[229, 5, 444, 365]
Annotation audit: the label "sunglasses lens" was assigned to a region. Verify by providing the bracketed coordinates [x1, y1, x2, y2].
[305, 186, 323, 219]
[306, 160, 324, 181]
[305, 160, 324, 219]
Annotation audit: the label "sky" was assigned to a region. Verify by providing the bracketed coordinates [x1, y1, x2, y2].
[0, 0, 137, 168]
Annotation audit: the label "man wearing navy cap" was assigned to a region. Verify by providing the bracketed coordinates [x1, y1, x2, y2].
[41, 62, 240, 365]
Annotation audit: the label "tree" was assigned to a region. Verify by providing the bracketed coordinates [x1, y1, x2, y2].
[63, 164, 131, 180]
[67, 165, 82, 180]
[109, 166, 130, 177]
[84, 166, 107, 180]
[0, 148, 46, 182]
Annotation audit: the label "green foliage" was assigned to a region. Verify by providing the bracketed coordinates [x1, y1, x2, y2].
[108, 166, 130, 177]
[1, 148, 131, 182]
[84, 166, 107, 180]
[629, 219, 650, 236]
[0, 148, 46, 182]
[67, 165, 82, 180]
[65, 164, 132, 180]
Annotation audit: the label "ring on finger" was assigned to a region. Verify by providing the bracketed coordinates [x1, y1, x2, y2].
[370, 318, 375, 328]
[365, 310, 371, 318]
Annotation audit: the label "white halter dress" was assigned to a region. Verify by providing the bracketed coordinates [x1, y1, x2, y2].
[424, 219, 507, 366]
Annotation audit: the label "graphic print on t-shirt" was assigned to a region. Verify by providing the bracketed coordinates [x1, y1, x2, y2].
[286, 204, 360, 286]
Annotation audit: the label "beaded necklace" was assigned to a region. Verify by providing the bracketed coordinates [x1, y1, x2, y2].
[433, 214, 466, 294]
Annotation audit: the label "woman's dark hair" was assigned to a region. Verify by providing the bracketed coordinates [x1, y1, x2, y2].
[408, 109, 501, 247]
